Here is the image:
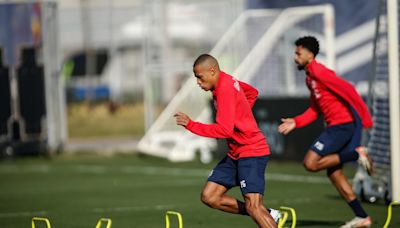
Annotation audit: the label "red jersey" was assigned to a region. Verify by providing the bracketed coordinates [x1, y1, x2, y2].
[185, 71, 270, 160]
[294, 60, 373, 129]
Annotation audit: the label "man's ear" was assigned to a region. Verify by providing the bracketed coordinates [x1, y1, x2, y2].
[210, 67, 215, 76]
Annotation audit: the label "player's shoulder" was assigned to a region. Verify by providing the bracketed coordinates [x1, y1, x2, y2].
[309, 60, 337, 77]
[309, 60, 326, 71]
[220, 72, 241, 92]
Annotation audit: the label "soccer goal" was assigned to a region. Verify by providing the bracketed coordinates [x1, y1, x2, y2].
[137, 4, 335, 163]
[353, 0, 400, 203]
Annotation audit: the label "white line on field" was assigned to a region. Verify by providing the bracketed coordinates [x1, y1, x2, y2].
[76, 165, 108, 173]
[267, 197, 313, 205]
[267, 173, 329, 184]
[0, 164, 330, 184]
[121, 166, 210, 177]
[92, 204, 180, 213]
[0, 210, 47, 218]
[0, 165, 50, 173]
[75, 165, 330, 184]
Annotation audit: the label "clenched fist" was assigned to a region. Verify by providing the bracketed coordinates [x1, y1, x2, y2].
[174, 112, 191, 127]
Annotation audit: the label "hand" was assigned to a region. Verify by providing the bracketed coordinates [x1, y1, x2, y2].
[174, 112, 191, 127]
[278, 118, 296, 135]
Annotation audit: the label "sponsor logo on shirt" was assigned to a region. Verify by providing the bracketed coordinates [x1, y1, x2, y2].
[311, 80, 321, 99]
[314, 141, 324, 151]
[233, 78, 240, 92]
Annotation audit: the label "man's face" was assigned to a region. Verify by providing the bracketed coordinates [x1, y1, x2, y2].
[294, 45, 313, 70]
[193, 64, 217, 91]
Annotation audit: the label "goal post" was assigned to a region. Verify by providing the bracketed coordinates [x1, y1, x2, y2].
[138, 4, 335, 163]
[387, 0, 400, 203]
[353, 0, 400, 203]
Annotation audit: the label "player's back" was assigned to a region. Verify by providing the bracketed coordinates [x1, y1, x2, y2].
[214, 72, 269, 159]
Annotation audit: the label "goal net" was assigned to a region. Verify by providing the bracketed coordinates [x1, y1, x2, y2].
[353, 0, 400, 203]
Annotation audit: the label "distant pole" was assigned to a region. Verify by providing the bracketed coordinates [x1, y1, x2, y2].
[143, 0, 170, 131]
[80, 0, 96, 104]
[143, 0, 154, 131]
[108, 0, 119, 103]
[160, 0, 172, 103]
[323, 4, 335, 69]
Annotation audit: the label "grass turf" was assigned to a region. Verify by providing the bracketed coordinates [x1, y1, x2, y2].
[0, 153, 393, 228]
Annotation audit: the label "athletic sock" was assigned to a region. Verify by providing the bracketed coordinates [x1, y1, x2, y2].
[269, 208, 281, 223]
[347, 199, 368, 218]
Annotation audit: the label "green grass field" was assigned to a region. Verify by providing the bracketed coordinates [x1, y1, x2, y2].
[0, 153, 395, 228]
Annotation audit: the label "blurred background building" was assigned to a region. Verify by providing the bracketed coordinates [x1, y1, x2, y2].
[0, 0, 384, 158]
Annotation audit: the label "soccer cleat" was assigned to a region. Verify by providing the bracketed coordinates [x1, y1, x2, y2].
[340, 216, 372, 228]
[269, 208, 281, 224]
[356, 146, 374, 176]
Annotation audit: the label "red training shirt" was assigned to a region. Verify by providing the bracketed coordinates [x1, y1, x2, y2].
[185, 71, 270, 160]
[294, 59, 373, 129]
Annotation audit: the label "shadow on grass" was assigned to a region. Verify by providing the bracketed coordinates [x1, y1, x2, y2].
[294, 219, 343, 227]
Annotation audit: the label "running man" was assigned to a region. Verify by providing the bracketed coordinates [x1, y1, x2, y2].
[278, 36, 374, 228]
[174, 54, 279, 228]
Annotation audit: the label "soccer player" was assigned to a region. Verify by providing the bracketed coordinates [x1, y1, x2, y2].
[278, 36, 374, 228]
[174, 54, 279, 228]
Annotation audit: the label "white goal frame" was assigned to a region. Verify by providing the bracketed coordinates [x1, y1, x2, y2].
[138, 4, 335, 163]
[387, 0, 400, 203]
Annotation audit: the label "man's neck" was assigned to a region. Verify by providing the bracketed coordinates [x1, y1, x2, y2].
[304, 58, 314, 74]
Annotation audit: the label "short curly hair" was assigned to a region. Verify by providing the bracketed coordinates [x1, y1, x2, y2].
[295, 36, 320, 57]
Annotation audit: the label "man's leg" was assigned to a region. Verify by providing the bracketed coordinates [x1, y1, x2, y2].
[304, 123, 361, 172]
[327, 167, 371, 228]
[303, 151, 370, 216]
[201, 181, 280, 220]
[327, 166, 357, 201]
[201, 181, 248, 214]
[244, 193, 277, 228]
[303, 150, 341, 172]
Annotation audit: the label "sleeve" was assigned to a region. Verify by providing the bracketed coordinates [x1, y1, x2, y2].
[239, 81, 258, 108]
[293, 97, 320, 128]
[185, 84, 236, 138]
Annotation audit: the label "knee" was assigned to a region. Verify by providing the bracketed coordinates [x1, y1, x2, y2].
[244, 200, 262, 216]
[303, 160, 319, 172]
[200, 191, 219, 208]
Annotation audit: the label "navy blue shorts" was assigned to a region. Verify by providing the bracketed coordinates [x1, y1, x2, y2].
[310, 121, 361, 159]
[207, 155, 269, 195]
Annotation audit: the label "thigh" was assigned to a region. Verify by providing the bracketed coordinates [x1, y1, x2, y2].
[310, 123, 355, 156]
[202, 181, 229, 198]
[207, 156, 238, 189]
[237, 156, 269, 195]
[304, 149, 322, 163]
